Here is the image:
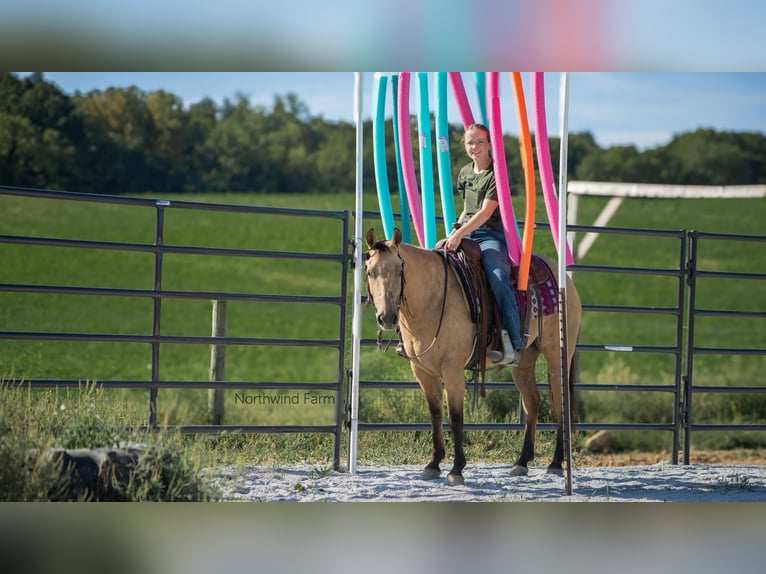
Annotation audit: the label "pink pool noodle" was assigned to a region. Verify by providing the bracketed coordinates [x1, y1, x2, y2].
[448, 72, 475, 129]
[531, 72, 574, 266]
[396, 72, 425, 247]
[486, 72, 522, 265]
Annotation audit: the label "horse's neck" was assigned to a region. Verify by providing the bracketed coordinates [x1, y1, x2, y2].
[398, 243, 443, 328]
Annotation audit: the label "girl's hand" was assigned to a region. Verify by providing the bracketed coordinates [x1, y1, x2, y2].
[444, 229, 463, 252]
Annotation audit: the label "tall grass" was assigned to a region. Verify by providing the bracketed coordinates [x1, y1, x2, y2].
[0, 382, 217, 501]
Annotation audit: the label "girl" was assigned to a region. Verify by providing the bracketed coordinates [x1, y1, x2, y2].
[444, 123, 523, 365]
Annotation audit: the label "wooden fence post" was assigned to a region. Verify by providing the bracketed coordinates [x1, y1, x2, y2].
[208, 300, 228, 425]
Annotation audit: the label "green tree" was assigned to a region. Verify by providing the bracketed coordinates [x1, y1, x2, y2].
[576, 144, 645, 182]
[73, 86, 159, 194]
[0, 72, 79, 189]
[663, 129, 766, 185]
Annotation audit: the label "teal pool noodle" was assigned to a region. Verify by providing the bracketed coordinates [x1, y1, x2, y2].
[372, 73, 395, 240]
[475, 72, 487, 126]
[435, 72, 456, 235]
[416, 72, 436, 248]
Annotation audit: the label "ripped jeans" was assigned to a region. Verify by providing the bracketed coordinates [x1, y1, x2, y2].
[467, 225, 523, 350]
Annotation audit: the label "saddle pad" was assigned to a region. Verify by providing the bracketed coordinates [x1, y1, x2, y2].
[516, 256, 559, 317]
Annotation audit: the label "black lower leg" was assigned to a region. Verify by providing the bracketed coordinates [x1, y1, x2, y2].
[448, 407, 466, 476]
[514, 422, 536, 468]
[426, 403, 444, 470]
[549, 425, 564, 470]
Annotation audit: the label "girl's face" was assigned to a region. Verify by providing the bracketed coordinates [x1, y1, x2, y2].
[464, 127, 491, 162]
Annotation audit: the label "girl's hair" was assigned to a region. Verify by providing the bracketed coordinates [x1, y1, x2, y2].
[465, 123, 490, 135]
[461, 123, 491, 145]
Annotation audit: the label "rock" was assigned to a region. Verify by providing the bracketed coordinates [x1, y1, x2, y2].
[45, 447, 143, 501]
[583, 430, 614, 453]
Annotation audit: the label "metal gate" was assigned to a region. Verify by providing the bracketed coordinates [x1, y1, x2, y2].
[2, 186, 764, 467]
[354, 218, 766, 464]
[0, 186, 351, 468]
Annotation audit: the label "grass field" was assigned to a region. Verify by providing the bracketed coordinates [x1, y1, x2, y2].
[1, 188, 765, 468]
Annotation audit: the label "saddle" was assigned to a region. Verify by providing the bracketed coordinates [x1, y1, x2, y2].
[434, 238, 559, 399]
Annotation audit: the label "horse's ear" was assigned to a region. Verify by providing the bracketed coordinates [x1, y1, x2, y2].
[393, 228, 402, 247]
[365, 228, 376, 249]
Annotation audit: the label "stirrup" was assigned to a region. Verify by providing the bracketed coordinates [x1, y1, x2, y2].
[487, 329, 519, 366]
[396, 342, 409, 359]
[487, 347, 517, 366]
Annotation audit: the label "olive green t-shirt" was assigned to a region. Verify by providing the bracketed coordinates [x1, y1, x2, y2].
[456, 161, 503, 229]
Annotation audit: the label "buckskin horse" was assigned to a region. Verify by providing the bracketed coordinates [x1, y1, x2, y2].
[364, 228, 581, 486]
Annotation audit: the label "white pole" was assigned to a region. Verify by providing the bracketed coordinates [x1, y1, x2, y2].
[557, 72, 572, 495]
[349, 72, 364, 474]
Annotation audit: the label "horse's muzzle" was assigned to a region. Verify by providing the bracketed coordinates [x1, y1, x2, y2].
[376, 311, 399, 331]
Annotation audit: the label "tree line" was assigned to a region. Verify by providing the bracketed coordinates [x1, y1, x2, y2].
[2, 72, 765, 197]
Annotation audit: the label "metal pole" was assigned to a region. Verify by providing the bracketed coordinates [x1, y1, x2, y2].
[557, 72, 573, 495]
[150, 202, 167, 428]
[348, 72, 364, 473]
[208, 300, 228, 425]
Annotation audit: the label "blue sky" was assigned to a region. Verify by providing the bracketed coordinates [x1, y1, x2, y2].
[31, 72, 766, 151]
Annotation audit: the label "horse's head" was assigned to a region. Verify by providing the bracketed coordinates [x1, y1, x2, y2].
[364, 227, 405, 331]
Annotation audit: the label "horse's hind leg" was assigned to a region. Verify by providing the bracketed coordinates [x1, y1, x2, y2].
[414, 368, 445, 480]
[547, 425, 565, 477]
[510, 351, 541, 476]
[544, 351, 567, 476]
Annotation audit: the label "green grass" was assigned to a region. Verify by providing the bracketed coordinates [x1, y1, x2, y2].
[1, 189, 765, 463]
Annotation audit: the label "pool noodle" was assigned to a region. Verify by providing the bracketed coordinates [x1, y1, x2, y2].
[474, 72, 487, 126]
[447, 72, 475, 129]
[435, 72, 457, 235]
[510, 72, 535, 291]
[390, 74, 412, 244]
[416, 72, 437, 248]
[372, 73, 395, 240]
[531, 72, 574, 266]
[396, 72, 426, 247]
[486, 72, 522, 265]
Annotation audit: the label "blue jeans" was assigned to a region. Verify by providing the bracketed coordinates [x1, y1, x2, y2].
[467, 226, 523, 350]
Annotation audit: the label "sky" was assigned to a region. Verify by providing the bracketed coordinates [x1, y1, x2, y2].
[29, 72, 766, 151]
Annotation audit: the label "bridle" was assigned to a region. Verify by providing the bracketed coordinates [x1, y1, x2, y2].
[366, 245, 449, 360]
[365, 250, 406, 312]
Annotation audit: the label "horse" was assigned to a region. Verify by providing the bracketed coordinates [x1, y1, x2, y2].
[364, 227, 581, 486]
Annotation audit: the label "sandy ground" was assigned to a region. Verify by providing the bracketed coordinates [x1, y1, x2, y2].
[203, 453, 766, 502]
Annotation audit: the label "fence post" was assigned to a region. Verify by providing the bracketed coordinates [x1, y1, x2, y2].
[208, 300, 228, 425]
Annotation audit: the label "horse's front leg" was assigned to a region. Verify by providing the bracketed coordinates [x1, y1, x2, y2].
[443, 370, 466, 486]
[413, 367, 444, 481]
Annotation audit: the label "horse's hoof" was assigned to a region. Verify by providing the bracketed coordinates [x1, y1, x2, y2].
[446, 473, 464, 486]
[420, 468, 441, 480]
[546, 467, 564, 477]
[510, 465, 528, 477]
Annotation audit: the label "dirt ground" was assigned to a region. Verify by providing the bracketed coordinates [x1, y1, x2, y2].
[576, 448, 765, 467]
